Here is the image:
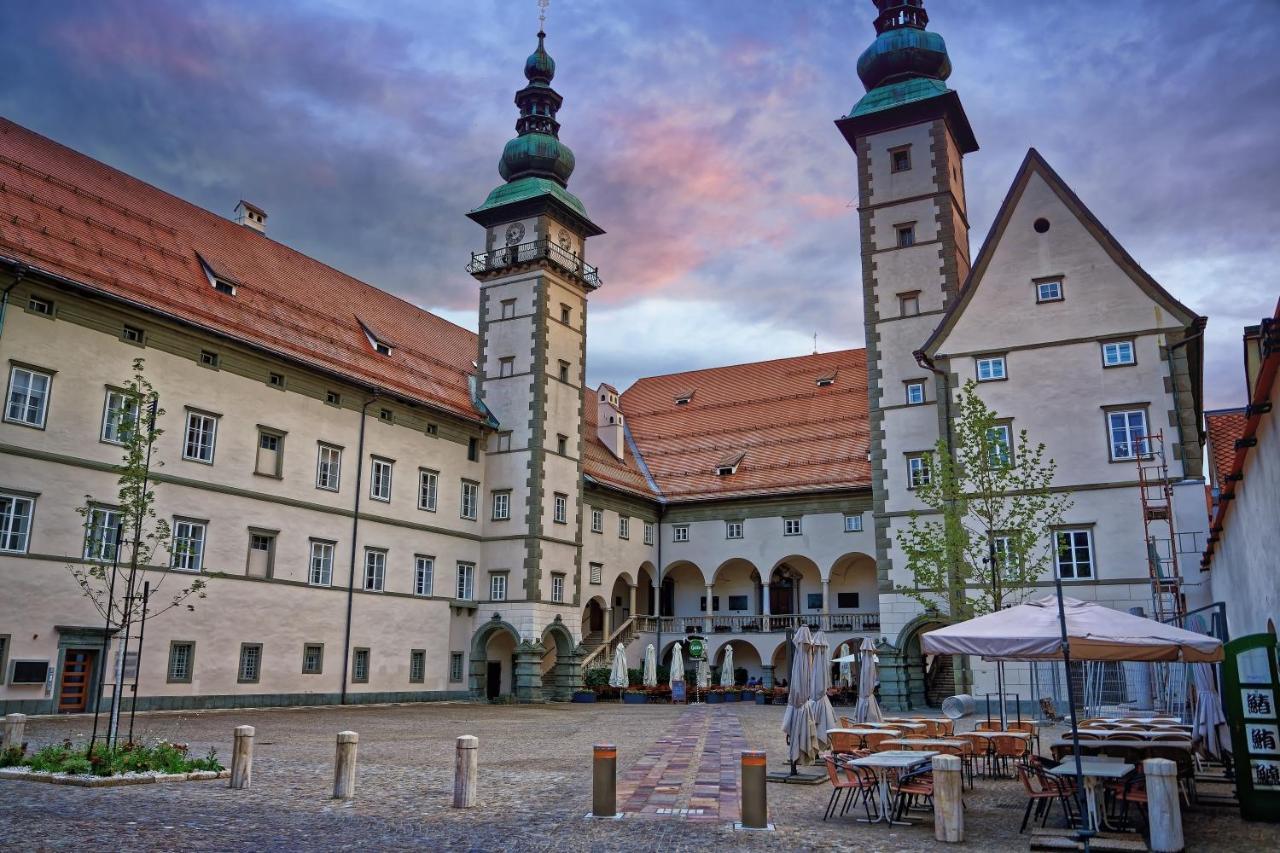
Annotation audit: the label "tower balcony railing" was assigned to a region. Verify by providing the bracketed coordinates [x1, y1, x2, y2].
[631, 612, 881, 637]
[468, 238, 602, 289]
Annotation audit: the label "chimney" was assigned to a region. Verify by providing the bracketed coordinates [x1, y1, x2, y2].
[234, 200, 267, 233]
[596, 383, 625, 461]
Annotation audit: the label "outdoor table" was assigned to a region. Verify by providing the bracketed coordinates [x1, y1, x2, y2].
[1047, 758, 1133, 832]
[826, 727, 885, 748]
[1079, 728, 1150, 739]
[849, 750, 938, 826]
[1052, 738, 1191, 754]
[1100, 717, 1181, 725]
[881, 737, 965, 751]
[865, 721, 926, 731]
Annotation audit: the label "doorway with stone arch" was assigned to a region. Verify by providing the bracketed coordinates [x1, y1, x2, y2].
[469, 619, 521, 701]
[540, 619, 580, 701]
[893, 616, 955, 710]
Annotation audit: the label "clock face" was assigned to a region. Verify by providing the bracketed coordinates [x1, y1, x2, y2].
[505, 222, 525, 246]
[557, 228, 572, 250]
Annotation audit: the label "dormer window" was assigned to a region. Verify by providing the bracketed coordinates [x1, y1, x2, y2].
[815, 371, 836, 387]
[674, 390, 694, 406]
[197, 253, 239, 297]
[358, 320, 393, 356]
[714, 451, 745, 477]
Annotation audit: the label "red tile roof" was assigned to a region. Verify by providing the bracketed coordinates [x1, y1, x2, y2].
[1204, 408, 1247, 488]
[0, 119, 483, 422]
[582, 402, 656, 499]
[620, 350, 871, 501]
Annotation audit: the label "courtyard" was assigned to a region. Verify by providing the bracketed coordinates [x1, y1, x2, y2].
[2, 702, 1277, 851]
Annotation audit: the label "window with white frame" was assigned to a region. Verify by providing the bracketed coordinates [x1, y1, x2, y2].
[101, 389, 139, 444]
[551, 572, 565, 603]
[84, 506, 121, 561]
[370, 458, 393, 502]
[309, 540, 334, 586]
[1102, 340, 1136, 367]
[591, 507, 603, 533]
[489, 573, 507, 601]
[414, 555, 433, 597]
[1055, 529, 1094, 578]
[1035, 279, 1063, 303]
[418, 469, 438, 511]
[5, 366, 51, 427]
[843, 514, 863, 533]
[499, 357, 514, 378]
[589, 563, 602, 585]
[783, 517, 802, 536]
[618, 516, 630, 539]
[906, 382, 925, 406]
[363, 548, 386, 591]
[976, 356, 1007, 382]
[182, 411, 217, 463]
[907, 454, 931, 489]
[726, 520, 743, 539]
[991, 534, 1018, 578]
[553, 493, 568, 524]
[673, 524, 689, 543]
[316, 444, 342, 491]
[171, 519, 206, 572]
[0, 493, 34, 554]
[1107, 410, 1149, 460]
[492, 490, 510, 520]
[456, 562, 475, 600]
[643, 522, 654, 545]
[986, 424, 1012, 466]
[460, 480, 478, 520]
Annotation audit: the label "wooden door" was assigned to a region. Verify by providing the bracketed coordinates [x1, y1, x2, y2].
[58, 649, 96, 713]
[486, 661, 502, 700]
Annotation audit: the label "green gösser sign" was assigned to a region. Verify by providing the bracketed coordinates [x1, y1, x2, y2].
[688, 638, 705, 660]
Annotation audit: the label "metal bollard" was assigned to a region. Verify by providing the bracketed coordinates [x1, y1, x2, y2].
[333, 731, 358, 799]
[453, 735, 478, 808]
[740, 750, 768, 829]
[592, 743, 617, 818]
[229, 725, 255, 790]
[2, 714, 26, 753]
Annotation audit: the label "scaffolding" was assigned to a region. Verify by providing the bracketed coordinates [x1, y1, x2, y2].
[1136, 430, 1185, 624]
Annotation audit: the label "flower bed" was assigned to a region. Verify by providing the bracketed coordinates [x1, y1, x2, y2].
[0, 739, 225, 786]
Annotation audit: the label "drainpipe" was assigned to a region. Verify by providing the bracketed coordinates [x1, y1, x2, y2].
[339, 393, 377, 705]
[0, 262, 29, 339]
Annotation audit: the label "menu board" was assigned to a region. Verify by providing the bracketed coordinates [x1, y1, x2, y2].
[1224, 633, 1280, 818]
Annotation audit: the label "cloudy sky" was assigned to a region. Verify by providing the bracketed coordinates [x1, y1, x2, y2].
[2, 0, 1276, 408]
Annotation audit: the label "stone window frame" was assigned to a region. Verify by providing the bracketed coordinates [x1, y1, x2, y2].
[553, 492, 568, 524]
[316, 442, 343, 492]
[418, 468, 439, 512]
[100, 386, 140, 447]
[166, 640, 195, 684]
[782, 516, 803, 536]
[352, 647, 371, 683]
[237, 642, 263, 684]
[498, 356, 515, 378]
[500, 298, 516, 320]
[906, 452, 932, 490]
[369, 456, 394, 503]
[491, 489, 512, 521]
[302, 643, 324, 675]
[889, 144, 912, 174]
[409, 649, 426, 684]
[4, 362, 55, 430]
[589, 562, 603, 585]
[245, 527, 277, 578]
[449, 652, 465, 683]
[590, 506, 604, 534]
[362, 547, 387, 592]
[618, 516, 630, 540]
[489, 570, 509, 601]
[551, 572, 566, 603]
[986, 418, 1016, 467]
[894, 221, 917, 248]
[843, 514, 863, 533]
[460, 479, 479, 520]
[308, 538, 336, 587]
[1103, 404, 1151, 462]
[643, 522, 654, 545]
[181, 407, 220, 464]
[898, 290, 921, 317]
[254, 425, 286, 479]
[414, 555, 434, 597]
[1053, 524, 1097, 580]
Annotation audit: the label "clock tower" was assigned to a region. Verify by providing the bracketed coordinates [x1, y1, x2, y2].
[467, 28, 605, 680]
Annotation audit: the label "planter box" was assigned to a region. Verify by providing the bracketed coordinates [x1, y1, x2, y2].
[723, 692, 740, 703]
[706, 692, 724, 704]
[754, 693, 767, 704]
[622, 692, 649, 705]
[571, 691, 597, 703]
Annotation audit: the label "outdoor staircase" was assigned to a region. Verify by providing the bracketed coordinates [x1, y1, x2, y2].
[925, 655, 955, 707]
[580, 618, 639, 671]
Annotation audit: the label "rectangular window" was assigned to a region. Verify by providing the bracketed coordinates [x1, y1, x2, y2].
[783, 517, 802, 536]
[238, 643, 262, 684]
[987, 424, 1012, 466]
[896, 224, 915, 248]
[1102, 340, 1136, 367]
[352, 648, 370, 683]
[500, 298, 516, 319]
[167, 641, 194, 683]
[409, 649, 426, 683]
[171, 519, 206, 572]
[499, 357, 514, 378]
[418, 469, 439, 511]
[0, 494, 34, 554]
[460, 480, 478, 520]
[425, 422, 438, 435]
[1036, 279, 1063, 303]
[556, 434, 568, 455]
[27, 295, 53, 315]
[976, 355, 1007, 382]
[553, 493, 568, 524]
[907, 454, 931, 489]
[380, 408, 393, 423]
[843, 514, 863, 533]
[122, 324, 145, 344]
[558, 360, 570, 383]
[726, 520, 743, 540]
[1056, 529, 1095, 579]
[246, 531, 274, 578]
[490, 573, 507, 601]
[728, 594, 749, 611]
[326, 390, 342, 406]
[836, 592, 860, 609]
[414, 555, 434, 597]
[491, 490, 510, 521]
[302, 644, 324, 675]
[456, 562, 475, 600]
[560, 304, 572, 325]
[268, 372, 285, 389]
[6, 366, 52, 427]
[899, 292, 920, 317]
[496, 431, 512, 452]
[643, 522, 654, 545]
[699, 595, 721, 612]
[890, 146, 911, 173]
[255, 429, 284, 477]
[309, 540, 334, 587]
[1108, 410, 1149, 460]
[551, 573, 565, 603]
[182, 411, 218, 463]
[84, 506, 122, 562]
[991, 535, 1017, 578]
[101, 389, 139, 444]
[807, 593, 823, 610]
[673, 524, 689, 543]
[363, 549, 386, 591]
[316, 444, 342, 491]
[905, 382, 925, 406]
[199, 350, 219, 368]
[0, 635, 7, 685]
[618, 516, 630, 539]
[591, 507, 603, 533]
[589, 563, 602, 585]
[370, 458, 393, 502]
[449, 652, 464, 683]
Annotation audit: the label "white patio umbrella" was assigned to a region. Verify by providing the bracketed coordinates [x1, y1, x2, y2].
[808, 630, 838, 748]
[836, 642, 853, 687]
[1191, 662, 1228, 757]
[643, 644, 658, 688]
[697, 657, 711, 690]
[608, 643, 629, 689]
[670, 644, 685, 685]
[781, 626, 819, 770]
[853, 636, 883, 723]
[720, 645, 736, 688]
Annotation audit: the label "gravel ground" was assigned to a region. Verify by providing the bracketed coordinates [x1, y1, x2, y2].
[1, 702, 1275, 852]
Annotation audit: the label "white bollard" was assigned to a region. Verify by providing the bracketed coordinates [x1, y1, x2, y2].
[932, 753, 964, 842]
[333, 731, 358, 799]
[2, 714, 26, 753]
[1144, 758, 1184, 853]
[453, 735, 478, 808]
[229, 725, 255, 789]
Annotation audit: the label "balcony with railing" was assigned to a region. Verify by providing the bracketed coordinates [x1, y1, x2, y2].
[631, 611, 881, 637]
[468, 238, 601, 289]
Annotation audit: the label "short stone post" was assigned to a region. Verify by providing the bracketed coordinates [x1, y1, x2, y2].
[932, 753, 964, 842]
[1144, 757, 1184, 853]
[453, 735, 478, 808]
[229, 725, 255, 789]
[332, 731, 358, 800]
[740, 750, 768, 829]
[2, 714, 26, 752]
[591, 743, 617, 817]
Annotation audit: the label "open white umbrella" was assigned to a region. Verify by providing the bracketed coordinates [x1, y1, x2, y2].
[643, 644, 658, 688]
[608, 643, 629, 689]
[808, 630, 838, 748]
[781, 626, 819, 769]
[720, 645, 736, 687]
[853, 636, 883, 723]
[697, 657, 711, 689]
[836, 642, 852, 687]
[1192, 662, 1227, 758]
[670, 644, 684, 685]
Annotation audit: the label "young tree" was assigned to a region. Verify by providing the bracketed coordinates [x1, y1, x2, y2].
[896, 380, 1072, 620]
[69, 358, 206, 743]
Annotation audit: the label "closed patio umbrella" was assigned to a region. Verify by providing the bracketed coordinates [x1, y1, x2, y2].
[609, 643, 629, 689]
[836, 642, 852, 687]
[643, 644, 658, 688]
[1192, 662, 1227, 758]
[720, 645, 736, 688]
[781, 626, 819, 770]
[808, 630, 838, 748]
[670, 644, 684, 685]
[853, 636, 883, 723]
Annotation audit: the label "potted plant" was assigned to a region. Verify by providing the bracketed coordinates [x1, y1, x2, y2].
[623, 688, 649, 705]
[572, 689, 596, 703]
[723, 687, 740, 703]
[754, 688, 767, 705]
[705, 687, 724, 704]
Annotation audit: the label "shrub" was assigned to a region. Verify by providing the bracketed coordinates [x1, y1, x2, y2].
[583, 667, 611, 688]
[0, 745, 25, 768]
[16, 740, 222, 776]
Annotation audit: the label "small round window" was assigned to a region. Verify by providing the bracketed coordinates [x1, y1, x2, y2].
[1033, 217, 1050, 233]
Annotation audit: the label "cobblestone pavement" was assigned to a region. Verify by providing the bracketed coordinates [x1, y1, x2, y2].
[2, 702, 1277, 851]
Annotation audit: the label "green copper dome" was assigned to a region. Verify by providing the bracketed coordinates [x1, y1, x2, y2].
[525, 31, 555, 84]
[499, 132, 575, 184]
[857, 26, 950, 91]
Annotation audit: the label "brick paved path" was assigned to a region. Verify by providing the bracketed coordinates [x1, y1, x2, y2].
[617, 705, 745, 822]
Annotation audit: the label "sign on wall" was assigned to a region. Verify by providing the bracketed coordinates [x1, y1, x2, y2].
[1223, 632, 1280, 820]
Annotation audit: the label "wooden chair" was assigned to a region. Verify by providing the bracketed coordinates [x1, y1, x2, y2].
[863, 731, 896, 752]
[937, 718, 955, 737]
[1151, 732, 1191, 742]
[1075, 732, 1102, 741]
[904, 731, 929, 740]
[1016, 764, 1076, 833]
[1108, 767, 1148, 831]
[975, 719, 1000, 732]
[1006, 720, 1039, 752]
[838, 716, 856, 729]
[1105, 730, 1136, 740]
[991, 734, 1029, 777]
[956, 733, 992, 777]
[1080, 719, 1114, 729]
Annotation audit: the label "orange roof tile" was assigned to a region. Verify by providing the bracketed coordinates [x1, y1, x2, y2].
[1204, 408, 1247, 487]
[582, 402, 656, 499]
